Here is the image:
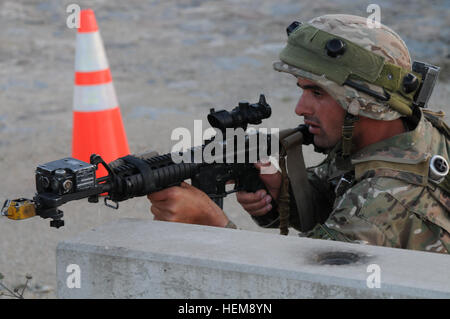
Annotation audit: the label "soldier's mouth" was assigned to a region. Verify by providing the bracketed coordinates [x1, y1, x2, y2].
[305, 120, 321, 134]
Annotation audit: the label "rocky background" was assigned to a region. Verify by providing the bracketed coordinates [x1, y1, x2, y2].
[0, 0, 449, 298]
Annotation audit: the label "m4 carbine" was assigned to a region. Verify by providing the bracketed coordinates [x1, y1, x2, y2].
[2, 95, 312, 228]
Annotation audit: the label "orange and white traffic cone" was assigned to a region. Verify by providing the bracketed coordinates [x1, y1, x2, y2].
[72, 9, 130, 177]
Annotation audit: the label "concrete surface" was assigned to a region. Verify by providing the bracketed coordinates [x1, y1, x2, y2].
[57, 218, 450, 298]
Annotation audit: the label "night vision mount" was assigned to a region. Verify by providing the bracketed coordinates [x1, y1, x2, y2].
[411, 61, 440, 108]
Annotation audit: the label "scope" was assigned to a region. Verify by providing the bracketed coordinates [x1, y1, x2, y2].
[207, 94, 271, 133]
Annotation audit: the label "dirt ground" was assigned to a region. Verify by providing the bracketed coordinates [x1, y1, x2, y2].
[0, 0, 449, 298]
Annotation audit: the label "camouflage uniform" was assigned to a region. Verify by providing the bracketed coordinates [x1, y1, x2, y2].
[304, 108, 450, 254]
[254, 15, 450, 254]
[253, 109, 450, 254]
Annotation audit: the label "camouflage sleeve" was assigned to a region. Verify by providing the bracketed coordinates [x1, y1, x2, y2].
[306, 176, 450, 254]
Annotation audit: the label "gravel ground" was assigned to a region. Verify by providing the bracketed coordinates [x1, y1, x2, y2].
[0, 0, 448, 298]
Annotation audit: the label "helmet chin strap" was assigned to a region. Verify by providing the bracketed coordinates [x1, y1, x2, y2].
[335, 112, 359, 171]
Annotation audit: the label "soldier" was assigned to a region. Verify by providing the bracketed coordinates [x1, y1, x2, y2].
[147, 14, 450, 254]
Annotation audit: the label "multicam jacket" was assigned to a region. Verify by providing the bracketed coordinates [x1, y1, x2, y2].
[254, 109, 450, 254]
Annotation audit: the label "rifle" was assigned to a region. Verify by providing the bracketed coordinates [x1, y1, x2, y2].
[3, 94, 306, 228]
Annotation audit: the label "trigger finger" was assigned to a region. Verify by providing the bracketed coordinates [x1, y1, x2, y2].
[248, 203, 273, 217]
[236, 189, 266, 204]
[242, 195, 272, 212]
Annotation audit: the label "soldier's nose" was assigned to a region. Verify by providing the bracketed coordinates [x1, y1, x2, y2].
[295, 95, 314, 117]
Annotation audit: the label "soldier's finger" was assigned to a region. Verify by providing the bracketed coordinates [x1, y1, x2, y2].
[147, 189, 169, 202]
[151, 205, 163, 220]
[241, 195, 272, 212]
[236, 189, 266, 204]
[247, 204, 272, 217]
[150, 205, 172, 221]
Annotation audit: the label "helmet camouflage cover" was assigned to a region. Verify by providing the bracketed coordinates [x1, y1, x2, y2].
[274, 14, 413, 121]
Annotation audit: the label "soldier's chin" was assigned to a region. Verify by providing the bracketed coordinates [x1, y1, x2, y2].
[314, 136, 337, 150]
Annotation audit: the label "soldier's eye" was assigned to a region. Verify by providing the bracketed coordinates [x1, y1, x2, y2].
[313, 90, 323, 97]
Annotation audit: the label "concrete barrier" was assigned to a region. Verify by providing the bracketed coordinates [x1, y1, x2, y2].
[56, 218, 450, 298]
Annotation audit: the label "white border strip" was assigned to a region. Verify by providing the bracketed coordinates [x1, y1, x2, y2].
[75, 32, 109, 72]
[73, 82, 118, 111]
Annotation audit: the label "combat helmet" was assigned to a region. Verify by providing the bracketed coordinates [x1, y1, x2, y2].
[273, 14, 424, 168]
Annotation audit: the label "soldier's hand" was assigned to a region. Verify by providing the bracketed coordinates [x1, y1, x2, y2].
[236, 161, 282, 216]
[147, 182, 229, 227]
